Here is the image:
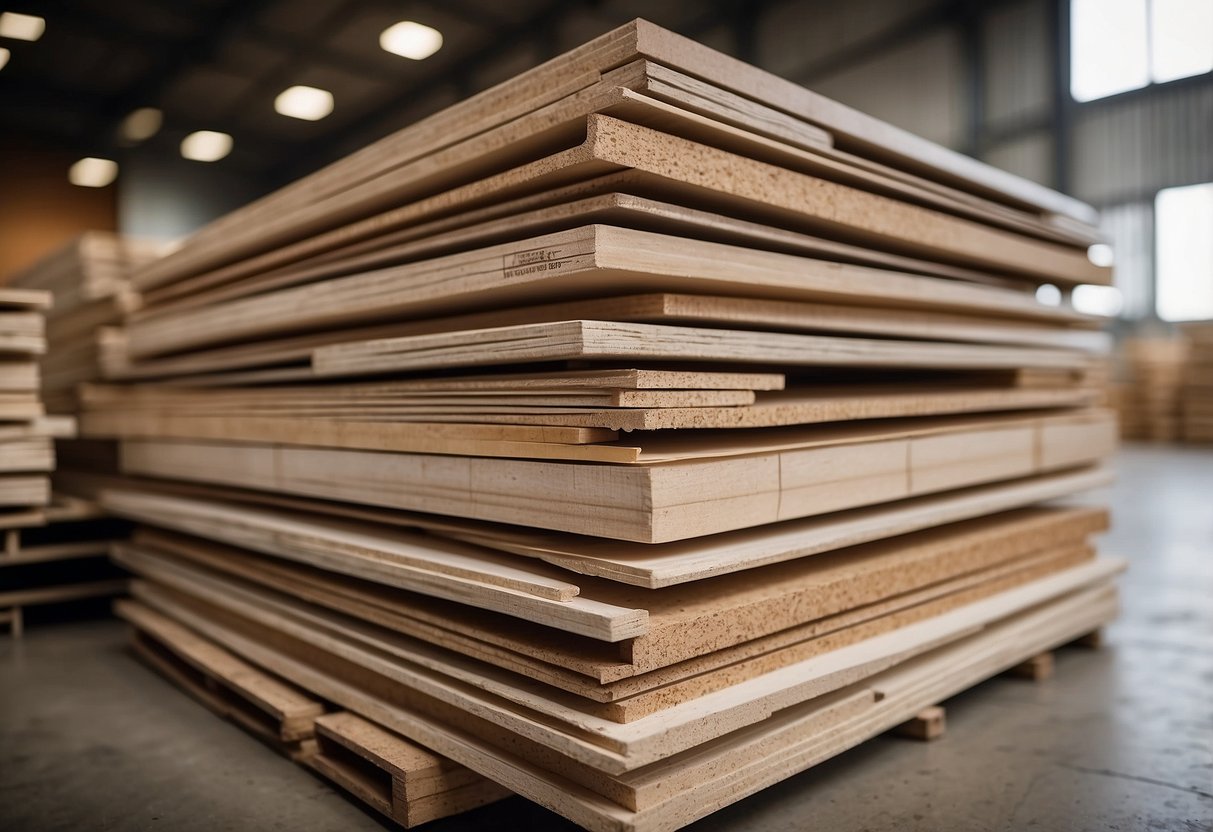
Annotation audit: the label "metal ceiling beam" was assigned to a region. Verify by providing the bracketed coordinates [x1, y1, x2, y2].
[86, 0, 275, 140]
[268, 0, 587, 182]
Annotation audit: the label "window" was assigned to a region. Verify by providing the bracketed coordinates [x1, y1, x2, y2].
[1155, 182, 1213, 321]
[1070, 0, 1213, 102]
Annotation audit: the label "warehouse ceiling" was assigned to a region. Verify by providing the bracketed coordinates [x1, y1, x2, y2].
[0, 0, 753, 184]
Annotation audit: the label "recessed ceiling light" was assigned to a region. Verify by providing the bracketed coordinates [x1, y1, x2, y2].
[120, 107, 163, 142]
[180, 130, 233, 162]
[274, 85, 334, 121]
[0, 11, 45, 42]
[68, 157, 118, 188]
[0, 47, 9, 71]
[379, 21, 443, 60]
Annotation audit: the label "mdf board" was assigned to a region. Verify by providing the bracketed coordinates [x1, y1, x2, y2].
[310, 320, 1094, 378]
[116, 409, 1116, 542]
[123, 219, 1090, 360]
[134, 20, 1095, 294]
[119, 529, 1094, 717]
[106, 503, 1107, 683]
[119, 539, 1098, 740]
[78, 386, 1101, 456]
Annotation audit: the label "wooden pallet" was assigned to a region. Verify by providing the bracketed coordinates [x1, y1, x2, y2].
[306, 712, 511, 827]
[121, 602, 511, 826]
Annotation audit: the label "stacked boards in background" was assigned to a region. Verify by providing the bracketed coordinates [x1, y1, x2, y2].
[1113, 335, 1188, 441]
[0, 288, 54, 510]
[0, 234, 160, 635]
[7, 231, 167, 413]
[0, 288, 126, 634]
[1180, 322, 1213, 442]
[82, 19, 1121, 831]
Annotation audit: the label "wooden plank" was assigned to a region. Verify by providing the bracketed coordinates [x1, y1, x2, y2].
[311, 321, 1094, 378]
[102, 491, 651, 643]
[115, 410, 1117, 543]
[79, 386, 1103, 455]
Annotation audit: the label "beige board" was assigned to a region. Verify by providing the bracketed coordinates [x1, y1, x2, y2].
[116, 409, 1117, 543]
[79, 385, 1103, 458]
[310, 320, 1096, 379]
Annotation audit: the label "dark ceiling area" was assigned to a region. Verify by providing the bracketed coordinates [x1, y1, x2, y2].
[0, 0, 766, 188]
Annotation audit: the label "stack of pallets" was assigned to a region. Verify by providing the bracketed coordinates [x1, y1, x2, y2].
[83, 20, 1122, 830]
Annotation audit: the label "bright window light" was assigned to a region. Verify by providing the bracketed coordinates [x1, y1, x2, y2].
[1156, 182, 1213, 321]
[1072, 284, 1125, 317]
[274, 85, 334, 121]
[0, 46, 9, 70]
[68, 157, 118, 188]
[380, 21, 443, 60]
[1072, 0, 1213, 101]
[120, 107, 162, 142]
[1151, 0, 1213, 83]
[1070, 0, 1150, 101]
[0, 11, 45, 41]
[180, 130, 233, 162]
[1036, 284, 1063, 306]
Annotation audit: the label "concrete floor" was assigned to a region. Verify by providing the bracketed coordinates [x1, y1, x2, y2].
[2, 444, 1211, 832]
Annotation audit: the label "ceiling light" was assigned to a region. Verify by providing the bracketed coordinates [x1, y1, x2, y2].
[0, 11, 44, 41]
[379, 21, 443, 60]
[120, 107, 163, 142]
[68, 157, 118, 188]
[274, 85, 334, 121]
[180, 130, 232, 162]
[0, 47, 9, 71]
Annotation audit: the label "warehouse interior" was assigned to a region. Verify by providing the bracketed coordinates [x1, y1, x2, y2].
[1, 1, 1211, 830]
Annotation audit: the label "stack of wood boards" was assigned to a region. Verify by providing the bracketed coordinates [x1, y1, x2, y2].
[1180, 322, 1213, 442]
[79, 19, 1123, 830]
[0, 288, 55, 511]
[6, 232, 166, 413]
[0, 287, 127, 633]
[1114, 336, 1188, 441]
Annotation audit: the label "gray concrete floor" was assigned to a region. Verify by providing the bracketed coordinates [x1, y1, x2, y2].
[2, 444, 1211, 832]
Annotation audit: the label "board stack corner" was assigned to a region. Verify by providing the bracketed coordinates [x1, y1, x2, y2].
[58, 18, 1126, 831]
